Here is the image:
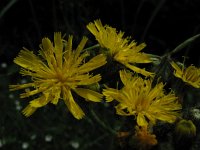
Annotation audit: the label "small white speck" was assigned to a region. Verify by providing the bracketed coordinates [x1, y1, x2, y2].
[45, 134, 53, 142]
[0, 140, 3, 148]
[21, 79, 27, 84]
[16, 105, 22, 111]
[15, 100, 22, 110]
[9, 94, 15, 99]
[30, 134, 37, 140]
[1, 62, 7, 68]
[70, 141, 79, 149]
[191, 108, 200, 120]
[22, 142, 29, 149]
[0, 138, 5, 147]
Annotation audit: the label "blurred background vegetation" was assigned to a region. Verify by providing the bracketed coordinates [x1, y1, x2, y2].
[1, 0, 200, 149]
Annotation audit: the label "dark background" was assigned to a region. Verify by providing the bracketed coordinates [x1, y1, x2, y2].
[0, 0, 200, 149]
[1, 0, 200, 63]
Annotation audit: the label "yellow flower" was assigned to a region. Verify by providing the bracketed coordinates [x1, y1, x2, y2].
[103, 70, 182, 126]
[87, 19, 153, 77]
[10, 32, 107, 119]
[171, 61, 200, 88]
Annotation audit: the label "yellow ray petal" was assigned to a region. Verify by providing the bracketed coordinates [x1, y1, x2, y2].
[119, 70, 133, 85]
[170, 61, 183, 78]
[103, 88, 120, 102]
[29, 95, 49, 108]
[137, 113, 148, 127]
[78, 54, 107, 73]
[63, 87, 85, 119]
[54, 32, 63, 68]
[14, 49, 42, 71]
[74, 36, 88, 60]
[9, 83, 34, 91]
[74, 88, 102, 102]
[124, 63, 154, 77]
[22, 105, 37, 117]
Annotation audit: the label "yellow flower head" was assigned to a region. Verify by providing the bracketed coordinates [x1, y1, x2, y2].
[87, 19, 153, 77]
[103, 70, 182, 126]
[171, 61, 200, 88]
[10, 32, 107, 119]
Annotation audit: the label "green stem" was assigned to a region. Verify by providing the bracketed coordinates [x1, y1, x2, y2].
[0, 0, 18, 19]
[167, 34, 200, 56]
[81, 133, 109, 150]
[148, 54, 161, 65]
[141, 0, 166, 41]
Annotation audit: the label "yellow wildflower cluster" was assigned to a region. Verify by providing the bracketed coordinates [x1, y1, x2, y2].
[10, 19, 200, 149]
[9, 19, 185, 123]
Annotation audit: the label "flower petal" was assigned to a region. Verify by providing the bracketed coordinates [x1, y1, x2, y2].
[22, 105, 37, 117]
[74, 88, 102, 102]
[137, 113, 148, 126]
[63, 87, 85, 119]
[124, 63, 154, 77]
